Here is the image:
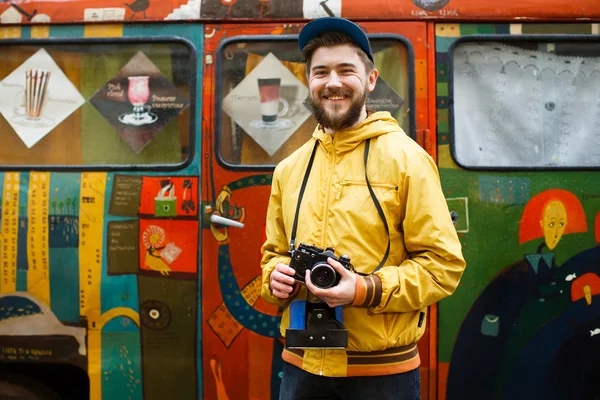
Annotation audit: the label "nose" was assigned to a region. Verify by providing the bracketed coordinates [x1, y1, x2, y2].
[326, 71, 343, 88]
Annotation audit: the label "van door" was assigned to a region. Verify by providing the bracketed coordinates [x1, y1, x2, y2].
[435, 22, 600, 400]
[201, 21, 431, 400]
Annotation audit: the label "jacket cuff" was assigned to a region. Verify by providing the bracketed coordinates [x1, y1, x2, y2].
[351, 274, 383, 307]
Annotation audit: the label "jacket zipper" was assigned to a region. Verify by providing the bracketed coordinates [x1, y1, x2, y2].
[321, 136, 336, 248]
[335, 180, 398, 200]
[320, 138, 337, 377]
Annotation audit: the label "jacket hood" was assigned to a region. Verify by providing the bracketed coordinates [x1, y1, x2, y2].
[312, 111, 402, 155]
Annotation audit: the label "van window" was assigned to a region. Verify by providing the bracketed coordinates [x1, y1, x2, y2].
[451, 40, 600, 169]
[0, 39, 194, 168]
[217, 37, 412, 167]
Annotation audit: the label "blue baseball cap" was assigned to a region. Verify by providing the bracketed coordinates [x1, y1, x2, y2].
[298, 17, 374, 63]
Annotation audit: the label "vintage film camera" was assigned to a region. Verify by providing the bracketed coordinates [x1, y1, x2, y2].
[286, 243, 352, 348]
[288, 243, 352, 289]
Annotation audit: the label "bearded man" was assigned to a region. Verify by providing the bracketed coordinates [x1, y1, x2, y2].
[260, 17, 466, 400]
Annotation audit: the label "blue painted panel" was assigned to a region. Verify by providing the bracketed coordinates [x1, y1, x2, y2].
[49, 173, 80, 322]
[49, 25, 85, 37]
[16, 173, 29, 291]
[102, 317, 142, 400]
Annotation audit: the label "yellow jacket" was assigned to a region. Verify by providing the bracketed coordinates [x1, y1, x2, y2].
[261, 112, 466, 377]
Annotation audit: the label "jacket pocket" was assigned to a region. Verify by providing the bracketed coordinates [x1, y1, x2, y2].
[384, 310, 426, 348]
[383, 313, 390, 344]
[335, 180, 398, 200]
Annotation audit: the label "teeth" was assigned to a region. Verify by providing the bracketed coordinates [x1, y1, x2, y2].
[328, 96, 345, 100]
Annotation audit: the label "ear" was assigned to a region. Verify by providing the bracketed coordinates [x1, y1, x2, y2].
[366, 68, 379, 93]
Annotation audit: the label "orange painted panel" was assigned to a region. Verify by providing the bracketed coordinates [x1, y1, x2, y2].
[3, 0, 598, 25]
[202, 20, 433, 400]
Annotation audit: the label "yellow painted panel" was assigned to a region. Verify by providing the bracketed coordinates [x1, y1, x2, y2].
[30, 25, 50, 38]
[79, 172, 106, 317]
[438, 144, 460, 170]
[436, 24, 461, 38]
[1, 173, 20, 293]
[84, 24, 123, 38]
[88, 329, 102, 400]
[27, 172, 51, 306]
[79, 172, 106, 400]
[0, 27, 21, 39]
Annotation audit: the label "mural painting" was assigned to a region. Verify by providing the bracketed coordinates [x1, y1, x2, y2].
[436, 23, 600, 400]
[0, 172, 201, 400]
[201, 175, 284, 400]
[1, 7, 600, 400]
[446, 188, 600, 399]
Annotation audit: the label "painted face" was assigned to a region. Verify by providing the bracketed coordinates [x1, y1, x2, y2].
[540, 200, 567, 250]
[308, 44, 378, 132]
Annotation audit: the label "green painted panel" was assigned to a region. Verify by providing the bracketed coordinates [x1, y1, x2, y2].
[138, 275, 198, 400]
[438, 169, 600, 362]
[460, 24, 496, 35]
[522, 24, 593, 34]
[437, 82, 448, 97]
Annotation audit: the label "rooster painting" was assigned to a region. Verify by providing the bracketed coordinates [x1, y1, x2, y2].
[124, 0, 149, 19]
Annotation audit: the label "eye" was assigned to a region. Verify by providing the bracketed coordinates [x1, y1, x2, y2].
[559, 222, 565, 227]
[341, 69, 354, 74]
[549, 222, 555, 228]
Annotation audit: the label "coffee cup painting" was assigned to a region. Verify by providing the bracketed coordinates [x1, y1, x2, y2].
[222, 53, 311, 156]
[249, 78, 291, 130]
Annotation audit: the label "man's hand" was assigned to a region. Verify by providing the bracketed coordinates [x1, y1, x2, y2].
[269, 263, 297, 299]
[305, 257, 356, 308]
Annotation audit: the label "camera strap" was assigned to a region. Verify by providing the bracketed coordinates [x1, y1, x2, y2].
[361, 139, 390, 275]
[289, 138, 390, 275]
[289, 140, 319, 253]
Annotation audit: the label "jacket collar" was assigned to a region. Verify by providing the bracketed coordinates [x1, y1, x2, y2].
[312, 111, 402, 156]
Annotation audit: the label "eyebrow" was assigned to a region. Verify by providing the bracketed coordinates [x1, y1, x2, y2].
[311, 62, 359, 72]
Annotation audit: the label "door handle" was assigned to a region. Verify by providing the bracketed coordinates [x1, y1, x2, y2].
[210, 214, 245, 229]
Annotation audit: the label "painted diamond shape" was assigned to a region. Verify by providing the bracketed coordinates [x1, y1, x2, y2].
[0, 48, 85, 148]
[89, 51, 189, 153]
[222, 53, 311, 156]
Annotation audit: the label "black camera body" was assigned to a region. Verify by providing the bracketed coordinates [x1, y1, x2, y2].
[289, 243, 352, 289]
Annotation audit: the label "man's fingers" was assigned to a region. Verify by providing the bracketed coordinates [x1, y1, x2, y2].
[272, 288, 289, 299]
[275, 264, 296, 277]
[327, 257, 351, 276]
[273, 271, 296, 286]
[272, 279, 294, 293]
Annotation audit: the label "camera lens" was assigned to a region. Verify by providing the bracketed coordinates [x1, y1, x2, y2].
[310, 263, 337, 289]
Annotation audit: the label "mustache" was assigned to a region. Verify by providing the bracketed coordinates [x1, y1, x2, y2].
[320, 88, 353, 98]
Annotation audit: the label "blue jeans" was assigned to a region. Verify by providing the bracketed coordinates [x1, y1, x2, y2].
[279, 362, 421, 400]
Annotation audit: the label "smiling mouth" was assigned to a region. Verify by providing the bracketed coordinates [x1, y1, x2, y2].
[321, 88, 352, 101]
[323, 95, 348, 101]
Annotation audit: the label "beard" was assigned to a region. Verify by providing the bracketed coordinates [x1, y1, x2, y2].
[309, 86, 368, 131]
